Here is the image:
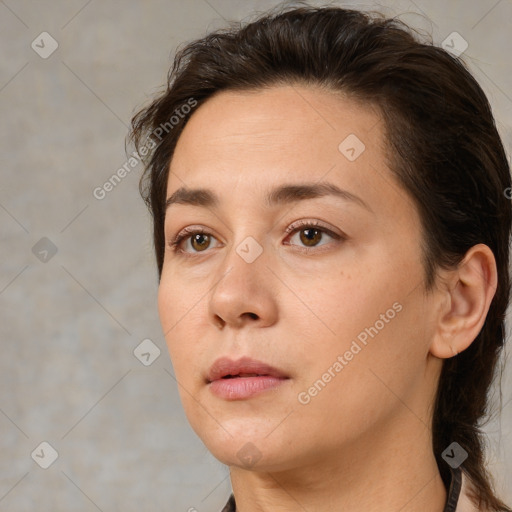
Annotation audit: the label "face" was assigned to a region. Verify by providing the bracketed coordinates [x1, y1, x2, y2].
[158, 84, 442, 472]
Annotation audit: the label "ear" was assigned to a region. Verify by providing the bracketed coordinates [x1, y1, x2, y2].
[429, 244, 498, 359]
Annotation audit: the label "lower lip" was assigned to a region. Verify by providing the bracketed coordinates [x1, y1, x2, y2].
[208, 376, 288, 400]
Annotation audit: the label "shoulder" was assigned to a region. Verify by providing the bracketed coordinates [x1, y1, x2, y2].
[457, 470, 500, 512]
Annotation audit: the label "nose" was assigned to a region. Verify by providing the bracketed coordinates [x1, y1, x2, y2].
[208, 242, 278, 330]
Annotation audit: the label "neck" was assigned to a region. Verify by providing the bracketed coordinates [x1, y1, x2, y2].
[228, 409, 447, 512]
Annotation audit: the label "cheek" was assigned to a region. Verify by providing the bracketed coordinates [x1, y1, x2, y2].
[157, 275, 201, 377]
[294, 299, 427, 440]
[157, 277, 176, 336]
[294, 252, 426, 385]
[157, 264, 205, 334]
[337, 287, 432, 412]
[292, 264, 400, 351]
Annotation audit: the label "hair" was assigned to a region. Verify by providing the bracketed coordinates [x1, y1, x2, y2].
[129, 3, 511, 510]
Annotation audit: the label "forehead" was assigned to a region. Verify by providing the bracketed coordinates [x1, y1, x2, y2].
[168, 85, 386, 195]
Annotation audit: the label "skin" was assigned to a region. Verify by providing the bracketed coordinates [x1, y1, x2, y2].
[158, 84, 497, 512]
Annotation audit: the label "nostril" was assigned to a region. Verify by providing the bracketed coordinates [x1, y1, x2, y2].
[213, 315, 225, 329]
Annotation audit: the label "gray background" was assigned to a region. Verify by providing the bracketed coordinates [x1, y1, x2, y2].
[0, 0, 511, 510]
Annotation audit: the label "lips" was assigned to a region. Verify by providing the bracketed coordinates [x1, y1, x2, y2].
[206, 356, 288, 383]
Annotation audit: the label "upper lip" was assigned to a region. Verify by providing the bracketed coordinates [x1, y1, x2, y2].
[206, 356, 289, 383]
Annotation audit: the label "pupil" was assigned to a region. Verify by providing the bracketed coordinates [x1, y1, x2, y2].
[300, 228, 321, 247]
[192, 234, 209, 251]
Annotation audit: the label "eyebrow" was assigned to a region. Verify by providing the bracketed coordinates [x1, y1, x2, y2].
[165, 181, 372, 212]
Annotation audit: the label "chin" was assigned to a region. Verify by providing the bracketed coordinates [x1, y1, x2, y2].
[199, 428, 281, 469]
[210, 444, 285, 472]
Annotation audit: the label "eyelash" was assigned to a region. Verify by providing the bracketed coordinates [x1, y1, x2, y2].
[168, 220, 344, 257]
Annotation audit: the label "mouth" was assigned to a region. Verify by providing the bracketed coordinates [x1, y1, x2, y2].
[206, 356, 289, 383]
[208, 374, 289, 400]
[221, 373, 270, 379]
[206, 357, 290, 400]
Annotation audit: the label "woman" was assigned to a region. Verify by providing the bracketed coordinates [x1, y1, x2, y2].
[129, 3, 511, 511]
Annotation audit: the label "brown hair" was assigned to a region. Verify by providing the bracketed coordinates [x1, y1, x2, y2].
[129, 3, 511, 510]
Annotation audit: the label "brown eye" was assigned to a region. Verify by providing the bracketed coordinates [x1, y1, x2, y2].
[299, 227, 323, 247]
[169, 229, 220, 255]
[285, 221, 342, 251]
[190, 233, 211, 251]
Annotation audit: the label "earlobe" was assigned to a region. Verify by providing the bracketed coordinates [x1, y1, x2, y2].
[429, 244, 497, 360]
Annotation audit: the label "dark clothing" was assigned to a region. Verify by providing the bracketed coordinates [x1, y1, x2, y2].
[221, 466, 466, 512]
[221, 493, 236, 512]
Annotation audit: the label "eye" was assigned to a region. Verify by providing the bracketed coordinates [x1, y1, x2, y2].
[169, 227, 220, 255]
[284, 220, 342, 250]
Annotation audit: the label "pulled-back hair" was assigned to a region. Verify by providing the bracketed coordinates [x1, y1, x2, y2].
[129, 3, 511, 510]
